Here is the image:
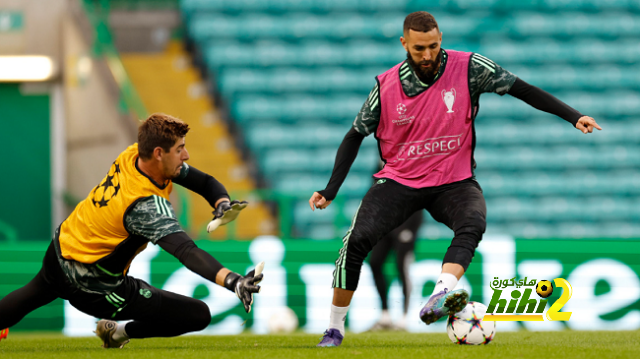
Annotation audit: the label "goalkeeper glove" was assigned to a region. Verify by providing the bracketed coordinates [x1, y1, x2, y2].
[207, 200, 248, 233]
[223, 262, 264, 313]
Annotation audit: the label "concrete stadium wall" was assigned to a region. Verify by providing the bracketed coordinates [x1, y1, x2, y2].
[0, 0, 66, 62]
[62, 2, 137, 203]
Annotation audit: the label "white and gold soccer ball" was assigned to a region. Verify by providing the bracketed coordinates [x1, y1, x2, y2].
[446, 301, 496, 345]
[267, 307, 299, 334]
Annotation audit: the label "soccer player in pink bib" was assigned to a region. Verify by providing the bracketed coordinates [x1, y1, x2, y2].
[310, 11, 601, 347]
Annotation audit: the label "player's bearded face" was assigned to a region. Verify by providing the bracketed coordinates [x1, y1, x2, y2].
[402, 28, 443, 83]
[161, 137, 189, 179]
[406, 49, 442, 83]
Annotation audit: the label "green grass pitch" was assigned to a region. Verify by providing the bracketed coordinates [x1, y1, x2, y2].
[1, 331, 639, 359]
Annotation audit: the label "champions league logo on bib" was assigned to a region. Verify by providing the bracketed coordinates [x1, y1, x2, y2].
[393, 102, 414, 126]
[441, 88, 456, 113]
[396, 103, 407, 115]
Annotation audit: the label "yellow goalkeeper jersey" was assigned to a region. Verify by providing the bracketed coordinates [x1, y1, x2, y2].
[59, 143, 173, 268]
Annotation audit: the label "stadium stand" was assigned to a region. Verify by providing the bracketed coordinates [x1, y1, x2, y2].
[180, 0, 640, 239]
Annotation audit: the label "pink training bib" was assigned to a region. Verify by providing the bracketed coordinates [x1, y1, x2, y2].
[374, 50, 474, 188]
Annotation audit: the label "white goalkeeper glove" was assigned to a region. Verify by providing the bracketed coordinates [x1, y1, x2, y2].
[206, 200, 248, 233]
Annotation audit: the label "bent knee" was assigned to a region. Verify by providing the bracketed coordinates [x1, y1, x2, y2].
[455, 218, 486, 238]
[189, 301, 211, 332]
[347, 231, 381, 261]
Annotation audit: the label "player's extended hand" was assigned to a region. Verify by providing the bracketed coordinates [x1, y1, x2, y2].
[206, 200, 248, 233]
[309, 192, 332, 211]
[575, 116, 602, 134]
[224, 262, 265, 313]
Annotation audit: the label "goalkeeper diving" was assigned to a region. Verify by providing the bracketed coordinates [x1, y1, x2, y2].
[0, 113, 260, 348]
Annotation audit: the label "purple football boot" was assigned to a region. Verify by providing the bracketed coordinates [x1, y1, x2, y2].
[317, 329, 344, 347]
[420, 288, 469, 325]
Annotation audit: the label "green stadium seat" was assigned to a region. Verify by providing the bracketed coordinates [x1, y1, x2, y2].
[245, 125, 379, 154]
[509, 65, 640, 91]
[487, 221, 640, 239]
[478, 91, 640, 119]
[486, 197, 637, 223]
[183, 0, 640, 16]
[182, 0, 408, 15]
[218, 67, 384, 97]
[204, 40, 639, 75]
[481, 39, 640, 65]
[507, 12, 640, 38]
[293, 197, 361, 225]
[293, 200, 339, 224]
[475, 145, 640, 171]
[233, 91, 640, 125]
[204, 40, 640, 75]
[407, 0, 640, 12]
[190, 13, 410, 41]
[219, 65, 639, 99]
[205, 41, 407, 69]
[189, 13, 622, 42]
[231, 95, 364, 123]
[478, 171, 640, 197]
[260, 148, 378, 175]
[477, 122, 640, 146]
[274, 173, 372, 196]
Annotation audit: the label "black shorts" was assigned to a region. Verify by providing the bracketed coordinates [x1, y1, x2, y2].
[39, 242, 163, 321]
[333, 177, 487, 291]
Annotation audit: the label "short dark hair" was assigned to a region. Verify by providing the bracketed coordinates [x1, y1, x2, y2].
[403, 11, 439, 34]
[138, 113, 190, 159]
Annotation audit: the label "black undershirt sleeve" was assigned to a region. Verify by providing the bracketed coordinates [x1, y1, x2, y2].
[317, 127, 365, 201]
[173, 165, 229, 209]
[507, 78, 583, 126]
[157, 232, 223, 283]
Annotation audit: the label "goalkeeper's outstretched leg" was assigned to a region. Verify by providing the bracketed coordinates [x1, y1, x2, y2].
[90, 286, 212, 348]
[0, 243, 61, 337]
[0, 269, 58, 340]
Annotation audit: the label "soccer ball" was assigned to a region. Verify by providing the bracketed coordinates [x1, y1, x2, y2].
[447, 302, 496, 345]
[536, 280, 554, 298]
[267, 307, 299, 334]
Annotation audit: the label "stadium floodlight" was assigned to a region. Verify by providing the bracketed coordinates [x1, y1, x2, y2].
[0, 55, 55, 82]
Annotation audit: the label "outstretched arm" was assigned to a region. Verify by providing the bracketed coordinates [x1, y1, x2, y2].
[173, 164, 230, 209]
[157, 232, 263, 313]
[468, 53, 601, 134]
[507, 78, 602, 133]
[125, 197, 259, 311]
[173, 165, 248, 232]
[157, 232, 224, 283]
